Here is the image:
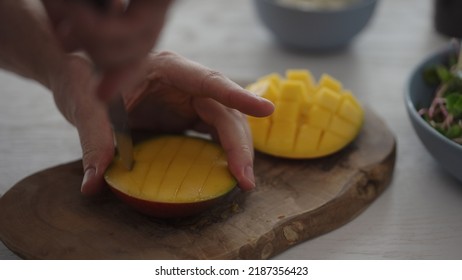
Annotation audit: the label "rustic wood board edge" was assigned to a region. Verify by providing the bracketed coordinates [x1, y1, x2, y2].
[238, 147, 396, 259]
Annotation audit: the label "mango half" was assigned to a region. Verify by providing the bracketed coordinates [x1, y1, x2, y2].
[104, 135, 236, 218]
[247, 70, 364, 158]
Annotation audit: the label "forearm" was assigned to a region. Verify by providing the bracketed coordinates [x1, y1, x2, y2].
[0, 0, 67, 90]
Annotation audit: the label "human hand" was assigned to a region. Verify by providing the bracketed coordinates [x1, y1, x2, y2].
[41, 0, 171, 66]
[41, 0, 173, 102]
[52, 52, 274, 196]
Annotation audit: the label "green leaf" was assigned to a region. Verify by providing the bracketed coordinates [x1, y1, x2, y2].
[444, 124, 462, 139]
[423, 66, 440, 86]
[445, 76, 462, 94]
[423, 64, 456, 86]
[445, 93, 462, 117]
[436, 65, 453, 83]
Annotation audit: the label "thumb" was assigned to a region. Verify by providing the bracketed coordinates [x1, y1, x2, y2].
[76, 107, 115, 196]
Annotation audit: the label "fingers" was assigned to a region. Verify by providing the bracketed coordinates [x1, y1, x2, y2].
[193, 98, 256, 191]
[199, 71, 274, 118]
[60, 58, 116, 195]
[41, 0, 81, 52]
[43, 0, 172, 67]
[150, 52, 275, 118]
[143, 51, 273, 191]
[75, 104, 114, 196]
[64, 0, 171, 68]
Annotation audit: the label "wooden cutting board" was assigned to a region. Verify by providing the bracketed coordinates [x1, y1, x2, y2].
[0, 107, 395, 259]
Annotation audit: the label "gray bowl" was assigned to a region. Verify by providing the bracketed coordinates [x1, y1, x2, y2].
[405, 46, 462, 183]
[253, 0, 379, 51]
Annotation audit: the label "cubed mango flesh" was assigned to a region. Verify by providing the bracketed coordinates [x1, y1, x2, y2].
[104, 136, 236, 218]
[246, 70, 364, 158]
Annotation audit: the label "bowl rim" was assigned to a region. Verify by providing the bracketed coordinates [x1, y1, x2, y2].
[256, 0, 378, 14]
[405, 45, 462, 152]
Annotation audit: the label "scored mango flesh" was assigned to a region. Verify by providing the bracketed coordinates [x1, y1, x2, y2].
[105, 136, 236, 204]
[247, 69, 364, 158]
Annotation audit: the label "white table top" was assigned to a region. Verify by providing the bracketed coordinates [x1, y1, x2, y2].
[1, 0, 462, 259]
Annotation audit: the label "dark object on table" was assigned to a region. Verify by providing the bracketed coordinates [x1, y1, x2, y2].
[434, 0, 462, 38]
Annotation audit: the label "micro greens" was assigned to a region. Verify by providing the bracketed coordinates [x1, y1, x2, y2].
[419, 45, 462, 144]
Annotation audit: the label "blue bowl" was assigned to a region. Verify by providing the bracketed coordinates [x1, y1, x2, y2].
[253, 0, 379, 51]
[405, 46, 462, 183]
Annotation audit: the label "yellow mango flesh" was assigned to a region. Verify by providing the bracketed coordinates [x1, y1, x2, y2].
[247, 70, 364, 158]
[105, 136, 236, 207]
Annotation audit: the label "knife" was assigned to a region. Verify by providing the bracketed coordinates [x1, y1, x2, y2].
[80, 0, 134, 170]
[107, 94, 134, 170]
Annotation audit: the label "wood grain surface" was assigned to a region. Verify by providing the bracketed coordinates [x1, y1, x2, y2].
[0, 107, 395, 259]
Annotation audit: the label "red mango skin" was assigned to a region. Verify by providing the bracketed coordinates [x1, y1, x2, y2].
[109, 186, 237, 219]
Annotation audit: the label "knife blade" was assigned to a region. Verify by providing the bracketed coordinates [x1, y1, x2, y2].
[107, 95, 134, 170]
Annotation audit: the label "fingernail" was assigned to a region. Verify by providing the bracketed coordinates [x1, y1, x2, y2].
[81, 167, 96, 193]
[244, 165, 256, 190]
